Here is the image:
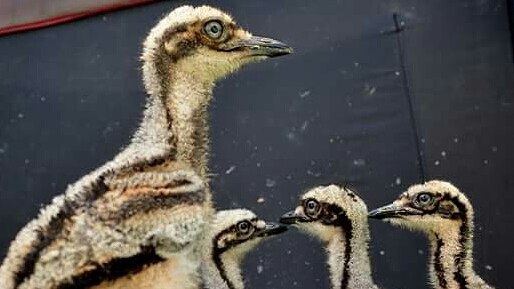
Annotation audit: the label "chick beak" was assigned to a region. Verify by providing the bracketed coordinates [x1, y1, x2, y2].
[368, 203, 421, 219]
[256, 222, 288, 237]
[279, 210, 308, 224]
[224, 36, 293, 57]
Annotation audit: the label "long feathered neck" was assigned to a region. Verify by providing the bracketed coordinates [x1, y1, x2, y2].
[428, 216, 476, 289]
[327, 218, 377, 289]
[118, 64, 214, 179]
[202, 247, 245, 289]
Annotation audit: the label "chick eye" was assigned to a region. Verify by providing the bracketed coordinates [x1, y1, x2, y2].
[236, 221, 251, 234]
[204, 20, 224, 39]
[416, 193, 434, 206]
[304, 199, 320, 217]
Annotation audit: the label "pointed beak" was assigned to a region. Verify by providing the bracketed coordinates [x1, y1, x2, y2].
[256, 222, 288, 237]
[279, 210, 308, 225]
[223, 36, 293, 57]
[368, 203, 422, 219]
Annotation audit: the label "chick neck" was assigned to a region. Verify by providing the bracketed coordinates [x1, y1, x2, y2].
[428, 218, 476, 289]
[326, 215, 377, 289]
[119, 66, 214, 179]
[202, 242, 248, 289]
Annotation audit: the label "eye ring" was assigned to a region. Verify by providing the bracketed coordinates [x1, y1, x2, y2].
[415, 192, 434, 207]
[203, 20, 224, 39]
[304, 199, 320, 217]
[236, 221, 252, 234]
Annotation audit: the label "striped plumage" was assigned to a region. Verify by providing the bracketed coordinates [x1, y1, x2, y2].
[369, 180, 496, 289]
[0, 6, 291, 289]
[201, 209, 287, 289]
[280, 184, 381, 289]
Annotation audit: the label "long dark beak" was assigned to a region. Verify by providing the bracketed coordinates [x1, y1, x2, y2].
[256, 222, 288, 237]
[280, 210, 308, 224]
[368, 204, 421, 219]
[224, 36, 293, 57]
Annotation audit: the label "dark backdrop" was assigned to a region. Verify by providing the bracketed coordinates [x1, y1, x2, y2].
[0, 1, 513, 289]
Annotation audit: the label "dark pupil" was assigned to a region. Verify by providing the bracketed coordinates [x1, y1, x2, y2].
[239, 222, 248, 231]
[419, 194, 430, 204]
[210, 25, 219, 34]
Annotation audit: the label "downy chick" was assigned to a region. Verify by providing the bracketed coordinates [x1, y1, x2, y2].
[0, 6, 292, 289]
[280, 184, 381, 289]
[201, 209, 287, 289]
[369, 180, 496, 289]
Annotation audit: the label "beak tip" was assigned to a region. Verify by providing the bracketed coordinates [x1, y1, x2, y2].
[284, 46, 294, 54]
[367, 209, 381, 219]
[368, 204, 410, 220]
[243, 36, 293, 58]
[266, 46, 293, 58]
[260, 222, 288, 237]
[275, 224, 288, 234]
[279, 211, 298, 225]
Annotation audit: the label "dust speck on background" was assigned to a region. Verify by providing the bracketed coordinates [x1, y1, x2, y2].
[225, 165, 236, 175]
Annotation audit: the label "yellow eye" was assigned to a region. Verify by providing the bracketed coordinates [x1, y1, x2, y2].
[204, 20, 224, 39]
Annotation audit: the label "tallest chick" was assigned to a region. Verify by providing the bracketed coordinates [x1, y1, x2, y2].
[0, 6, 292, 289]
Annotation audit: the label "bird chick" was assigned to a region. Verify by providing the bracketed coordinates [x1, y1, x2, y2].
[369, 180, 496, 289]
[0, 5, 292, 289]
[280, 184, 381, 289]
[201, 209, 287, 289]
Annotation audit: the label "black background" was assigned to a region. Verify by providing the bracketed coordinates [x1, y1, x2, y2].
[1, 1, 513, 289]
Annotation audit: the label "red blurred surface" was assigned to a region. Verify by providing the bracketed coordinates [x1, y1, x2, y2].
[0, 0, 156, 36]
